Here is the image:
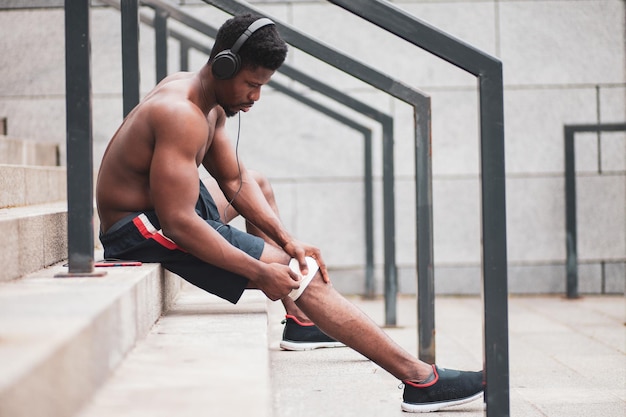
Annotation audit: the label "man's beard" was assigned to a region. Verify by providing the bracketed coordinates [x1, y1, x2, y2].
[220, 102, 253, 118]
[224, 107, 237, 118]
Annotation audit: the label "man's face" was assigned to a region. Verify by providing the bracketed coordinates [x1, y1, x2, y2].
[216, 66, 275, 118]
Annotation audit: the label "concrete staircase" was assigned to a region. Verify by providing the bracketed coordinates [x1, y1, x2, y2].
[0, 136, 67, 283]
[0, 135, 272, 417]
[0, 135, 189, 417]
[0, 134, 383, 417]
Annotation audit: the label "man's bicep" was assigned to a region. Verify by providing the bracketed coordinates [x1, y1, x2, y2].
[149, 137, 201, 224]
[148, 105, 208, 220]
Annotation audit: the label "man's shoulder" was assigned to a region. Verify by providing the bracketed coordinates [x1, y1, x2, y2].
[147, 92, 205, 127]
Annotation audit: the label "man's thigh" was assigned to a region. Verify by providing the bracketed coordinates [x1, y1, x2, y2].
[258, 240, 290, 265]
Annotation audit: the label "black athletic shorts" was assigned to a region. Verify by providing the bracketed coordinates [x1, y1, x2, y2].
[99, 181, 265, 304]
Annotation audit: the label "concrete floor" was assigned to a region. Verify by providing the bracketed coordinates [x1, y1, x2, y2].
[269, 293, 625, 417]
[77, 283, 625, 417]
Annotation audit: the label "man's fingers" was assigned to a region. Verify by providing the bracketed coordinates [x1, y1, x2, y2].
[295, 253, 308, 276]
[312, 253, 330, 283]
[288, 268, 302, 285]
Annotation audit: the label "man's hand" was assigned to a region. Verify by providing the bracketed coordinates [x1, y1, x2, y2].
[257, 263, 301, 301]
[282, 240, 330, 283]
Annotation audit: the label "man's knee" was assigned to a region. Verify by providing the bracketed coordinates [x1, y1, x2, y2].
[287, 257, 319, 301]
[248, 170, 273, 198]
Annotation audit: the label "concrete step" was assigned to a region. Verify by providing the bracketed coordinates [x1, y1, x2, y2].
[0, 202, 68, 282]
[0, 259, 182, 417]
[0, 135, 60, 166]
[0, 164, 66, 209]
[76, 284, 272, 417]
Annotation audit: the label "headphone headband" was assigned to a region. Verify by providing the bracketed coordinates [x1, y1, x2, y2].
[230, 17, 275, 54]
[212, 17, 276, 80]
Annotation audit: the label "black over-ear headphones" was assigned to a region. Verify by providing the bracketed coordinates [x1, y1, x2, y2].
[212, 17, 275, 80]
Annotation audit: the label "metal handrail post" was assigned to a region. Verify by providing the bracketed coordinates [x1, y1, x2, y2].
[564, 122, 626, 299]
[121, 0, 140, 117]
[154, 8, 168, 83]
[364, 130, 375, 298]
[61, 0, 95, 275]
[414, 100, 435, 364]
[180, 40, 190, 72]
[564, 126, 578, 299]
[327, 1, 510, 415]
[479, 65, 509, 417]
[381, 118, 397, 324]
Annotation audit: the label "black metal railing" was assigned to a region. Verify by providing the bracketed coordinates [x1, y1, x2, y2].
[58, 0, 106, 278]
[62, 0, 508, 414]
[121, 0, 140, 117]
[564, 122, 626, 299]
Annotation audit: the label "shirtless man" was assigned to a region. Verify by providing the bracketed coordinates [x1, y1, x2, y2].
[96, 14, 484, 413]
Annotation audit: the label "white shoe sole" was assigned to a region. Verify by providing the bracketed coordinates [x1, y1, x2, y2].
[401, 391, 484, 413]
[279, 340, 345, 351]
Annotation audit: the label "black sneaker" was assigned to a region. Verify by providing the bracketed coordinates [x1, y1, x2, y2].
[401, 365, 484, 412]
[279, 315, 345, 351]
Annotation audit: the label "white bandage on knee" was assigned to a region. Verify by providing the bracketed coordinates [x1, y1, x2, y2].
[287, 257, 319, 301]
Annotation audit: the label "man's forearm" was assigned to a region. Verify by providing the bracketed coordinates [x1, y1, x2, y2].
[227, 178, 293, 247]
[163, 211, 267, 280]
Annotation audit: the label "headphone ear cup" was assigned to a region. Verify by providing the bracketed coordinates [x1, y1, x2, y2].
[212, 50, 240, 80]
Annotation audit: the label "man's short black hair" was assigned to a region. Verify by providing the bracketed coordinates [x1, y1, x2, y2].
[210, 13, 288, 71]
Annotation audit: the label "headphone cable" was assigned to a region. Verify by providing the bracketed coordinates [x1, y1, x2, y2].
[223, 112, 243, 220]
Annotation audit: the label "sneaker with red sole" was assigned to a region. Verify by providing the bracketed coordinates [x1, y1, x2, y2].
[279, 315, 345, 351]
[401, 365, 484, 412]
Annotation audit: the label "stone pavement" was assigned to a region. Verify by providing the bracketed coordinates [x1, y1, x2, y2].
[78, 282, 625, 417]
[269, 294, 625, 417]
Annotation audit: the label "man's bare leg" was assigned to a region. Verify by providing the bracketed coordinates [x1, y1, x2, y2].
[251, 238, 429, 380]
[206, 172, 483, 410]
[294, 272, 433, 381]
[256, 244, 483, 412]
[288, 268, 484, 413]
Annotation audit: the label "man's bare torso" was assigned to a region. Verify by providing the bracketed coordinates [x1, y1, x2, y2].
[96, 72, 220, 233]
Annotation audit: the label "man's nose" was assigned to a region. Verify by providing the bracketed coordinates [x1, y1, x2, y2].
[249, 87, 261, 102]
